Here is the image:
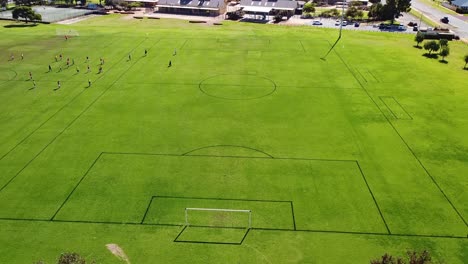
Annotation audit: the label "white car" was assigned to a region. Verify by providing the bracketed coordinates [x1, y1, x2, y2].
[342, 20, 347, 26]
[335, 20, 341, 26]
[312, 20, 323, 25]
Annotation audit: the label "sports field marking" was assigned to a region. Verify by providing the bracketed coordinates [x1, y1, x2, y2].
[50, 152, 388, 235]
[182, 145, 274, 158]
[333, 49, 468, 229]
[379, 96, 413, 120]
[198, 74, 277, 100]
[142, 196, 295, 230]
[0, 38, 156, 195]
[173, 225, 251, 245]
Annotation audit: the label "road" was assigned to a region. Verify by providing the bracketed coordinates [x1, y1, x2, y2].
[411, 0, 468, 39]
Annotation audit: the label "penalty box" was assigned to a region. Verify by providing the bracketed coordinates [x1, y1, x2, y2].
[54, 153, 387, 233]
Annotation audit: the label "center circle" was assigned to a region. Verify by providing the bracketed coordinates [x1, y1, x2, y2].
[0, 69, 17, 82]
[199, 74, 276, 100]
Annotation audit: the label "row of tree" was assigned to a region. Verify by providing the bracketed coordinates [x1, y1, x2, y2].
[417, 37, 451, 61]
[371, 250, 435, 264]
[414, 34, 468, 67]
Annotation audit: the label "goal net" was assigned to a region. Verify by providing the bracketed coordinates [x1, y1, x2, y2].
[56, 29, 80, 37]
[185, 208, 252, 229]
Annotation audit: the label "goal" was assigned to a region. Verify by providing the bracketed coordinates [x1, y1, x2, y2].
[184, 207, 252, 229]
[55, 29, 80, 37]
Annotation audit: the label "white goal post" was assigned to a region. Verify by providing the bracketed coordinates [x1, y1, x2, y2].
[55, 29, 80, 36]
[185, 207, 252, 229]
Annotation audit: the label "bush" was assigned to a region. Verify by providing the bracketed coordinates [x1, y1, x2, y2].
[303, 2, 315, 13]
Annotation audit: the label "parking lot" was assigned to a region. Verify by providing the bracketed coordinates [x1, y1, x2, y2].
[305, 17, 415, 34]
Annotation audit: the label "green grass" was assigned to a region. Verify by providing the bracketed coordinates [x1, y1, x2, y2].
[0, 16, 467, 263]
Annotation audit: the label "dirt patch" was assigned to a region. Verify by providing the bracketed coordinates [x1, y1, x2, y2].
[106, 244, 131, 264]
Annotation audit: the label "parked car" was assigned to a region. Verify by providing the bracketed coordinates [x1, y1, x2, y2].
[312, 20, 323, 25]
[335, 20, 341, 26]
[413, 26, 418, 31]
[342, 20, 347, 26]
[397, 25, 406, 31]
[354, 22, 360, 27]
[440, 17, 449, 23]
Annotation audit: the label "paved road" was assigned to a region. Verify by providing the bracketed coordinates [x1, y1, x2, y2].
[411, 0, 468, 39]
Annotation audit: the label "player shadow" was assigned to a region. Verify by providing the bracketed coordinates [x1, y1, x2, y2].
[28, 86, 35, 90]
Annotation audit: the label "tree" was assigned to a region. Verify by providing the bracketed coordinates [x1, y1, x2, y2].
[464, 54, 468, 69]
[370, 253, 405, 264]
[379, 0, 412, 23]
[369, 0, 381, 3]
[371, 250, 437, 264]
[414, 32, 424, 47]
[423, 40, 440, 55]
[368, 3, 384, 20]
[406, 250, 431, 264]
[58, 252, 87, 264]
[345, 5, 363, 19]
[439, 39, 448, 47]
[12, 6, 42, 23]
[439, 46, 449, 61]
[303, 2, 315, 13]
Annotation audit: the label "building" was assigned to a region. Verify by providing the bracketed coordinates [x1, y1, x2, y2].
[451, 0, 468, 12]
[156, 0, 226, 16]
[442, 0, 468, 13]
[238, 0, 298, 19]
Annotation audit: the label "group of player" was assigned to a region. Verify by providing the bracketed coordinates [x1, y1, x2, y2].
[9, 46, 178, 91]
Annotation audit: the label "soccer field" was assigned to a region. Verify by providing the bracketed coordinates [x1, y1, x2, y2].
[0, 15, 467, 263]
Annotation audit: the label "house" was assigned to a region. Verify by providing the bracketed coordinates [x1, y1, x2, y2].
[156, 0, 226, 16]
[238, 0, 298, 18]
[442, 0, 468, 13]
[451, 0, 468, 12]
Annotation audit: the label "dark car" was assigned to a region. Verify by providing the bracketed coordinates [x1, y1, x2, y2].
[441, 17, 449, 23]
[354, 22, 360, 27]
[413, 26, 418, 31]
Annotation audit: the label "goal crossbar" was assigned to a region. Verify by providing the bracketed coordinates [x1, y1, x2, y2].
[184, 207, 252, 229]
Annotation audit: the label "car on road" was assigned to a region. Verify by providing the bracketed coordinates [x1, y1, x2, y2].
[335, 20, 341, 26]
[413, 26, 418, 31]
[312, 20, 323, 25]
[354, 22, 360, 27]
[397, 25, 406, 31]
[440, 17, 449, 24]
[342, 20, 347, 26]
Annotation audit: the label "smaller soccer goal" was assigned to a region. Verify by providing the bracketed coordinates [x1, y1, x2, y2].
[185, 208, 252, 229]
[55, 29, 80, 37]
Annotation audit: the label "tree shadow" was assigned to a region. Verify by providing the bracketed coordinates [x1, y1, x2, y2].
[4, 24, 38, 28]
[439, 60, 448, 64]
[413, 45, 422, 49]
[422, 53, 438, 59]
